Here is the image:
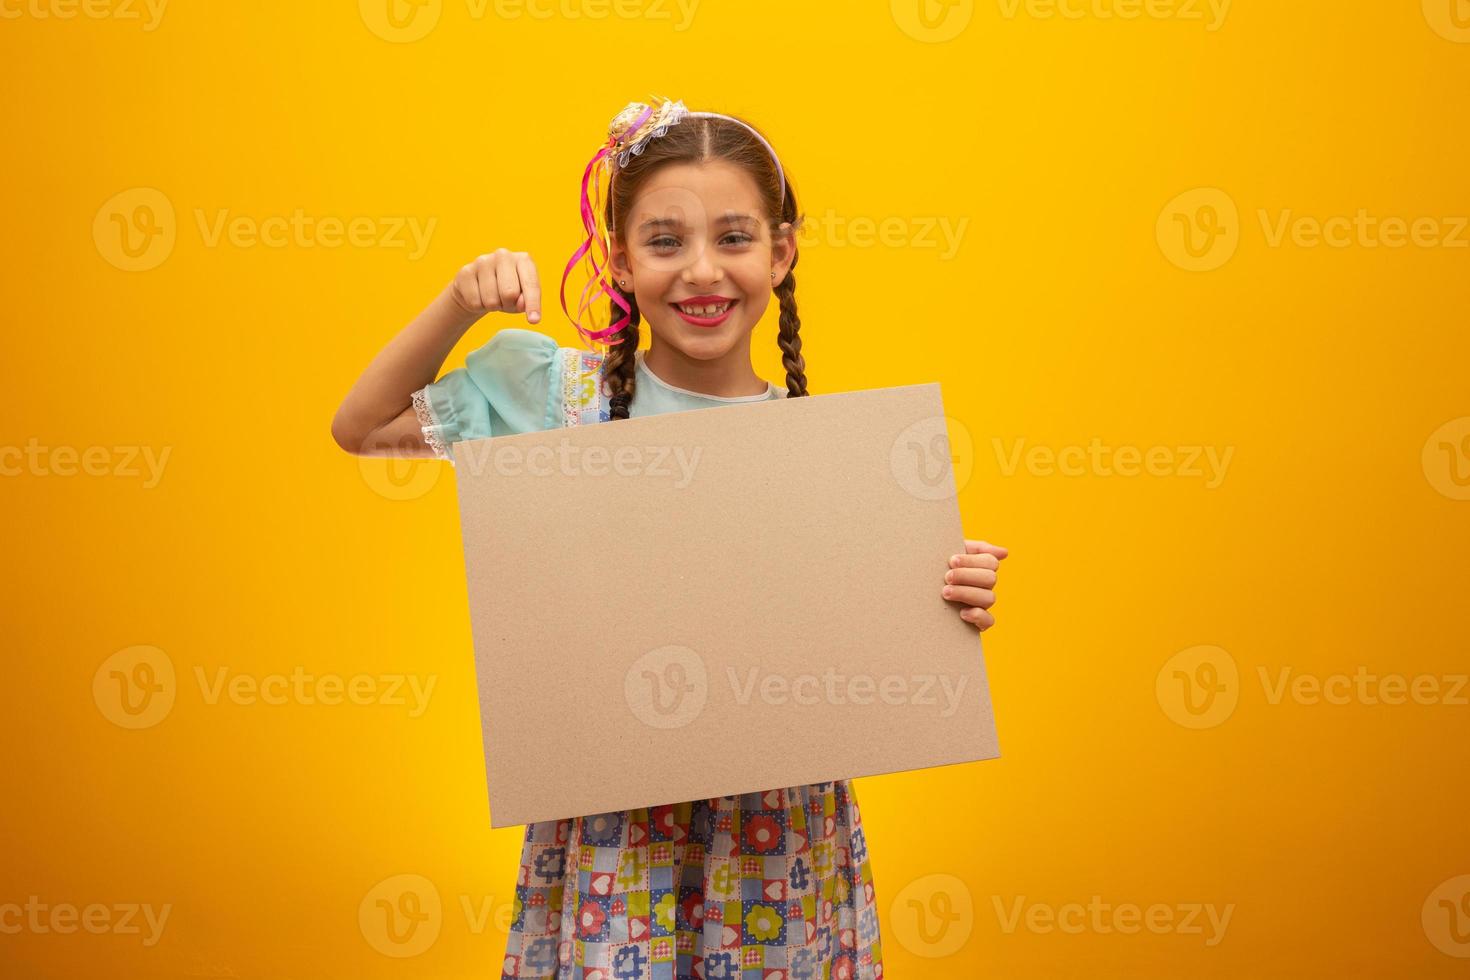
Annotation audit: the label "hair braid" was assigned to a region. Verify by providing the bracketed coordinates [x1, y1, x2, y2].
[603, 287, 641, 420]
[775, 191, 808, 397]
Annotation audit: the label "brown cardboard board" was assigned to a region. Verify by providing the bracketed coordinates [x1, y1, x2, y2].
[450, 382, 1000, 828]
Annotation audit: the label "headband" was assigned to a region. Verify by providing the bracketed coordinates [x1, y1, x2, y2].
[558, 97, 787, 349]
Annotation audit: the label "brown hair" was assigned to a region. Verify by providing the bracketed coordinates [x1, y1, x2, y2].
[600, 113, 807, 420]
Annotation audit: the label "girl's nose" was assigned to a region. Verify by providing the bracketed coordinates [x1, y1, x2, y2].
[681, 244, 723, 285]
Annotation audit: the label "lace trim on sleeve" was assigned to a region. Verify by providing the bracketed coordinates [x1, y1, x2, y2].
[411, 387, 453, 464]
[560, 347, 610, 426]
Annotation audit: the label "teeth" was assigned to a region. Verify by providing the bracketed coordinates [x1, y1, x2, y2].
[678, 301, 732, 317]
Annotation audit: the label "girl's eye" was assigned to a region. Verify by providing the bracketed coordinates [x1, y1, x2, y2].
[647, 233, 754, 251]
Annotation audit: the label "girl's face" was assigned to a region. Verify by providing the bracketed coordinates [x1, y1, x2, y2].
[610, 159, 795, 363]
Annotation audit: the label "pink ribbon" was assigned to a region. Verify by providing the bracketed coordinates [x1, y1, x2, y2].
[559, 105, 654, 347]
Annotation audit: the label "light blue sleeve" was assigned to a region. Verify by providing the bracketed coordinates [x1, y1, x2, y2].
[410, 328, 561, 462]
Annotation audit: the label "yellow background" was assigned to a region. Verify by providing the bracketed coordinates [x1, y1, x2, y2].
[4, 0, 1469, 976]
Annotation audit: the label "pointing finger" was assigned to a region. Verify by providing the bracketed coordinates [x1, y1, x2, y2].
[517, 252, 542, 325]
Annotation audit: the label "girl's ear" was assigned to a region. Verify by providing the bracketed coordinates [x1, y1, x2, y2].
[771, 221, 797, 284]
[609, 239, 631, 282]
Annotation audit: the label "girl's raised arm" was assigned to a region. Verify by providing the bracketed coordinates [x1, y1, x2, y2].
[330, 250, 542, 457]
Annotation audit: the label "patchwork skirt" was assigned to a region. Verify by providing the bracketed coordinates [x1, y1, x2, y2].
[500, 778, 882, 979]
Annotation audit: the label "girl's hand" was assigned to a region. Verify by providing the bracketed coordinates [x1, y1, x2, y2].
[942, 539, 1009, 631]
[447, 249, 543, 324]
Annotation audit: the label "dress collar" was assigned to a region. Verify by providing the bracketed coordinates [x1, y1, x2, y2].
[635, 350, 777, 402]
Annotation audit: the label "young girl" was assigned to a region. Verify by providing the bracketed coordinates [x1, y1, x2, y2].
[332, 98, 1007, 980]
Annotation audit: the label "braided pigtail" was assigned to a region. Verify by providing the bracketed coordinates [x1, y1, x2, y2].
[603, 287, 641, 419]
[774, 184, 808, 397]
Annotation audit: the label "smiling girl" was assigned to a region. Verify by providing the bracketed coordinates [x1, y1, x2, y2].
[332, 97, 1007, 980]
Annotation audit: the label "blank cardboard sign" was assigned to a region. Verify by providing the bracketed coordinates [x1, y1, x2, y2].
[450, 382, 999, 828]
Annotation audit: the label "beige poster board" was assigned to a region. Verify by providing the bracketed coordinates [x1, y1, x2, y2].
[450, 382, 1000, 828]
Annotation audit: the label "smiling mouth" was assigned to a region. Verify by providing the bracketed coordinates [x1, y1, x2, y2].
[672, 300, 736, 316]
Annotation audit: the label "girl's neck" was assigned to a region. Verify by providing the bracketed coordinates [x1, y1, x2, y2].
[641, 336, 768, 397]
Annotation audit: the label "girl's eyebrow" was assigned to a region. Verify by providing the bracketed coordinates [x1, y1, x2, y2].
[638, 212, 759, 233]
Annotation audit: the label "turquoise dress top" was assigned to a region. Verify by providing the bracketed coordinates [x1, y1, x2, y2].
[410, 327, 787, 462]
[408, 328, 883, 980]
